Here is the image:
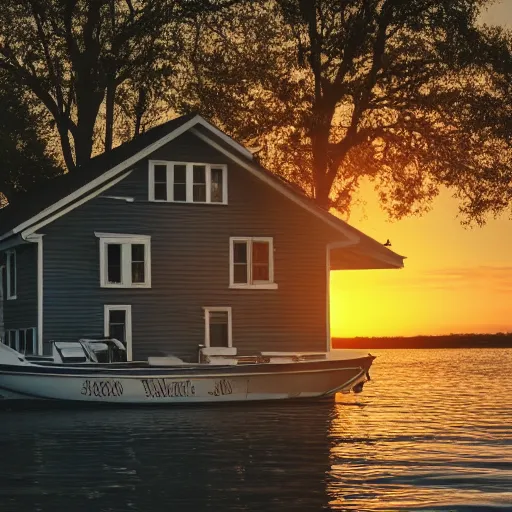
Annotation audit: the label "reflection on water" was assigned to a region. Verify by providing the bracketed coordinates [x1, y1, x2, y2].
[1, 349, 511, 511]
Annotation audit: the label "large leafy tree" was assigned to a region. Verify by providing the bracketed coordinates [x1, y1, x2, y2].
[0, 0, 235, 172]
[0, 71, 60, 207]
[181, 0, 512, 224]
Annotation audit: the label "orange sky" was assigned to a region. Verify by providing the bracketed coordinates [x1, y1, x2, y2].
[330, 1, 512, 338]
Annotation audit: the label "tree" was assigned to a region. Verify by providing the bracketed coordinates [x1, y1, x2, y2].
[181, 0, 512, 224]
[0, 71, 60, 206]
[0, 0, 236, 172]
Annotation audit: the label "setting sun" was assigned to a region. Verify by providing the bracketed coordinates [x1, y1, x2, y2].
[330, 180, 512, 338]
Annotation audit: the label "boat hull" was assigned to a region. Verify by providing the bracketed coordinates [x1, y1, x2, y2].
[0, 357, 373, 405]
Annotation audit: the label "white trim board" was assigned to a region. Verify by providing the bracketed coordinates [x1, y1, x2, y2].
[21, 170, 134, 239]
[23, 233, 44, 354]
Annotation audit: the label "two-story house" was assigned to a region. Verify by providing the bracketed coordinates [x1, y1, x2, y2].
[0, 114, 404, 362]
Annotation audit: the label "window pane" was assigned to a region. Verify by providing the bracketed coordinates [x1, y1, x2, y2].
[174, 184, 186, 202]
[252, 241, 270, 281]
[154, 164, 167, 183]
[193, 165, 206, 203]
[193, 165, 206, 184]
[209, 311, 229, 347]
[211, 168, 224, 203]
[18, 329, 26, 353]
[252, 242, 269, 265]
[1, 265, 5, 299]
[253, 264, 269, 281]
[107, 244, 122, 283]
[193, 184, 206, 202]
[154, 183, 167, 201]
[233, 264, 248, 284]
[131, 244, 145, 283]
[132, 244, 145, 262]
[110, 310, 125, 324]
[132, 262, 145, 283]
[7, 331, 16, 349]
[174, 165, 186, 183]
[26, 329, 35, 355]
[233, 242, 247, 264]
[109, 323, 125, 342]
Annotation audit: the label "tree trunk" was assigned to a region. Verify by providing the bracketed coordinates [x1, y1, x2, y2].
[56, 118, 76, 172]
[104, 75, 116, 151]
[310, 113, 333, 209]
[133, 87, 147, 137]
[74, 88, 104, 168]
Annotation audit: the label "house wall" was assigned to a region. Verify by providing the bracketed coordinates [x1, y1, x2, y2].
[41, 132, 342, 361]
[0, 244, 38, 333]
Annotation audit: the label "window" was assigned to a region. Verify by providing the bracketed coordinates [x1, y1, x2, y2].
[149, 161, 227, 204]
[2, 328, 36, 355]
[153, 163, 168, 201]
[6, 250, 16, 300]
[229, 237, 277, 289]
[96, 233, 151, 288]
[104, 305, 132, 361]
[203, 307, 232, 348]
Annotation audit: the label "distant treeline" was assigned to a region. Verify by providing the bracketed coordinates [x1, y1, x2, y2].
[332, 333, 512, 349]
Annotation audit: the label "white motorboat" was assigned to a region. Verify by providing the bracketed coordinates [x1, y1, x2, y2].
[0, 341, 374, 405]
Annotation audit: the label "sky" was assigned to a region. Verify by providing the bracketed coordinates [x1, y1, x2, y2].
[330, 1, 512, 338]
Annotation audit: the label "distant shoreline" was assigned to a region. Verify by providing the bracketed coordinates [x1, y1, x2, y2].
[332, 333, 512, 349]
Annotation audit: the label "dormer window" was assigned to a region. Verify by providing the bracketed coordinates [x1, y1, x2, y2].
[149, 161, 227, 204]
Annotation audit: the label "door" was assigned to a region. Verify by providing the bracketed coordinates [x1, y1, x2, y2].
[104, 305, 132, 361]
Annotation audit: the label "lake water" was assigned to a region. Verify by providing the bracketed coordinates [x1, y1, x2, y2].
[0, 349, 511, 511]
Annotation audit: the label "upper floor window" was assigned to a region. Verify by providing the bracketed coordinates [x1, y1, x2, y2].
[229, 237, 277, 290]
[148, 161, 227, 204]
[6, 250, 16, 300]
[95, 233, 151, 288]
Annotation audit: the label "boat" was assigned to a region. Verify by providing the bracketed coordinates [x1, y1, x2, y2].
[0, 341, 374, 405]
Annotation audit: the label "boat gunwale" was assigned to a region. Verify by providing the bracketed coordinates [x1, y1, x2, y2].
[0, 357, 374, 379]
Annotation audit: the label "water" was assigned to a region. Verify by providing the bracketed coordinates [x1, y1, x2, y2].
[0, 349, 511, 512]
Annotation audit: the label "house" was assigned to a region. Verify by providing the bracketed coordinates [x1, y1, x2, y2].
[0, 114, 404, 362]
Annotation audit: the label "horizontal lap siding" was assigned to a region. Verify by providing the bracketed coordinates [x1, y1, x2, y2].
[1, 245, 37, 331]
[42, 132, 339, 361]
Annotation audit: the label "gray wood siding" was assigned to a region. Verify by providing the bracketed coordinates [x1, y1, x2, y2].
[41, 132, 341, 361]
[0, 244, 38, 331]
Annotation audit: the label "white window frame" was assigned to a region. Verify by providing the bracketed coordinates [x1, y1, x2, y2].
[148, 161, 228, 205]
[5, 329, 18, 350]
[104, 305, 133, 361]
[229, 237, 277, 290]
[95, 233, 151, 288]
[6, 250, 17, 300]
[203, 307, 233, 348]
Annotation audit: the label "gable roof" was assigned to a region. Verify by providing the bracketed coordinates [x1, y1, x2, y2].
[0, 114, 404, 269]
[0, 113, 197, 236]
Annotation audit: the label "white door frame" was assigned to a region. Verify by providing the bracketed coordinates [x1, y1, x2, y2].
[104, 305, 132, 361]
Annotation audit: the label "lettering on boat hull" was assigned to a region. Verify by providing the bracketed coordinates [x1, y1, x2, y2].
[81, 380, 124, 398]
[208, 379, 233, 396]
[141, 379, 196, 398]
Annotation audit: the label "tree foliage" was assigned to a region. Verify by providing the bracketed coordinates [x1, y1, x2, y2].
[0, 71, 60, 207]
[181, 0, 512, 224]
[0, 0, 235, 172]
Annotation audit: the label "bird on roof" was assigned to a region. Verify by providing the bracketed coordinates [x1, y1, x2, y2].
[383, 239, 392, 247]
